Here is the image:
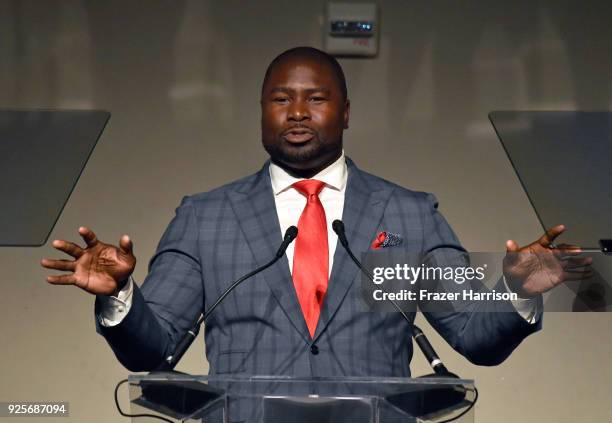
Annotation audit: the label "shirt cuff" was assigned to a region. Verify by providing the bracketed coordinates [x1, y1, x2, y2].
[503, 275, 539, 324]
[96, 276, 134, 327]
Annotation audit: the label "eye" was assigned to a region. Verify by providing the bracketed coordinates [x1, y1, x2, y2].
[272, 97, 289, 104]
[309, 96, 327, 103]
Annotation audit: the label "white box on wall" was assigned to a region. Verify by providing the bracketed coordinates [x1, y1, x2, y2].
[324, 3, 378, 57]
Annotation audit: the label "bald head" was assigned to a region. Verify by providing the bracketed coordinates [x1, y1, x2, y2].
[262, 47, 348, 101]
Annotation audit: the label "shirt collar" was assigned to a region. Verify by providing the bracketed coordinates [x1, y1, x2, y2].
[269, 151, 347, 195]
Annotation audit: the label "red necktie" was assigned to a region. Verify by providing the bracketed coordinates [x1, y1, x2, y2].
[292, 179, 329, 338]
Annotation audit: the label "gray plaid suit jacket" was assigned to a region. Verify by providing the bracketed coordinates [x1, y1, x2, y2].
[96, 158, 541, 375]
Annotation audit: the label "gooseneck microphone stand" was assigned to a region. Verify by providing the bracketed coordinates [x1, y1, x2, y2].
[114, 226, 298, 422]
[332, 220, 478, 423]
[157, 226, 298, 371]
[331, 220, 454, 377]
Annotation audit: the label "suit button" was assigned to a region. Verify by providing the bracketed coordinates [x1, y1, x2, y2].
[310, 345, 319, 355]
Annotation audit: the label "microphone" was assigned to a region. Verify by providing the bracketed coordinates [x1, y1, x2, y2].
[276, 226, 299, 258]
[157, 226, 298, 371]
[332, 219, 454, 377]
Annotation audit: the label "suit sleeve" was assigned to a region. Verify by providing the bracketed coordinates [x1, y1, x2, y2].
[419, 193, 542, 366]
[95, 196, 204, 371]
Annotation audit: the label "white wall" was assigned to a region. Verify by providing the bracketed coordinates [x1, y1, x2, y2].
[1, 1, 611, 421]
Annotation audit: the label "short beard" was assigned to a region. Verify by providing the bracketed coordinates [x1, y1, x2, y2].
[263, 134, 339, 167]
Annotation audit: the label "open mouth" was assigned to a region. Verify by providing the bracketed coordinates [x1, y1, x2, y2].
[283, 128, 315, 143]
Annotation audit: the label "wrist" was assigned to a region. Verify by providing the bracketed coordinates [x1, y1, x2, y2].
[503, 274, 536, 299]
[111, 276, 130, 297]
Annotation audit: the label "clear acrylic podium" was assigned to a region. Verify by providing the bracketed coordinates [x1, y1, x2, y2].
[128, 373, 476, 423]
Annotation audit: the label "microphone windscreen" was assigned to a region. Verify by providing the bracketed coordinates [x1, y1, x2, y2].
[285, 226, 298, 241]
[332, 219, 344, 235]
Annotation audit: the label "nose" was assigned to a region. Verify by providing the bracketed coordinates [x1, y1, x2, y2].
[288, 98, 310, 122]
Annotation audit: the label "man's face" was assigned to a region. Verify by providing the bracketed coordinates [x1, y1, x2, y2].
[261, 58, 349, 174]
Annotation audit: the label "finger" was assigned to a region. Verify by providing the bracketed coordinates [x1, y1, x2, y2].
[553, 243, 583, 258]
[506, 240, 520, 253]
[51, 239, 84, 258]
[555, 243, 581, 250]
[78, 226, 99, 248]
[538, 224, 565, 247]
[46, 274, 77, 285]
[119, 235, 133, 255]
[560, 269, 594, 281]
[505, 240, 520, 265]
[562, 257, 593, 269]
[40, 259, 76, 272]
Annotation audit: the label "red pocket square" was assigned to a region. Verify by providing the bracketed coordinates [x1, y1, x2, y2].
[371, 232, 388, 249]
[371, 231, 403, 249]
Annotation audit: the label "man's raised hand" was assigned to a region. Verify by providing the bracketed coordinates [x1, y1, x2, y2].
[41, 227, 136, 296]
[503, 224, 593, 298]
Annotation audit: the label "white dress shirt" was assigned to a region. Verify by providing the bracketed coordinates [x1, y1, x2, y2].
[269, 151, 347, 276]
[97, 151, 538, 326]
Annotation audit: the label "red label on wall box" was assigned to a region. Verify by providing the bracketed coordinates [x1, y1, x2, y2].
[353, 39, 370, 46]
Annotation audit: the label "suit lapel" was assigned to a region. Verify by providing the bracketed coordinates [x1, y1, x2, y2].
[314, 159, 392, 340]
[226, 162, 312, 343]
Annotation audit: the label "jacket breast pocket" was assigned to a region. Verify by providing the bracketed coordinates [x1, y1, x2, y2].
[215, 350, 247, 374]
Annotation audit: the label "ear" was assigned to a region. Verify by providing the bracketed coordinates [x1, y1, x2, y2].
[343, 99, 350, 129]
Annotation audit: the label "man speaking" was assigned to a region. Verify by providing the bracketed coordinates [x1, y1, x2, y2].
[41, 47, 591, 375]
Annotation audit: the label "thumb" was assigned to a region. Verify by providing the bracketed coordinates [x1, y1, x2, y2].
[119, 235, 134, 256]
[506, 239, 520, 253]
[505, 239, 520, 266]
